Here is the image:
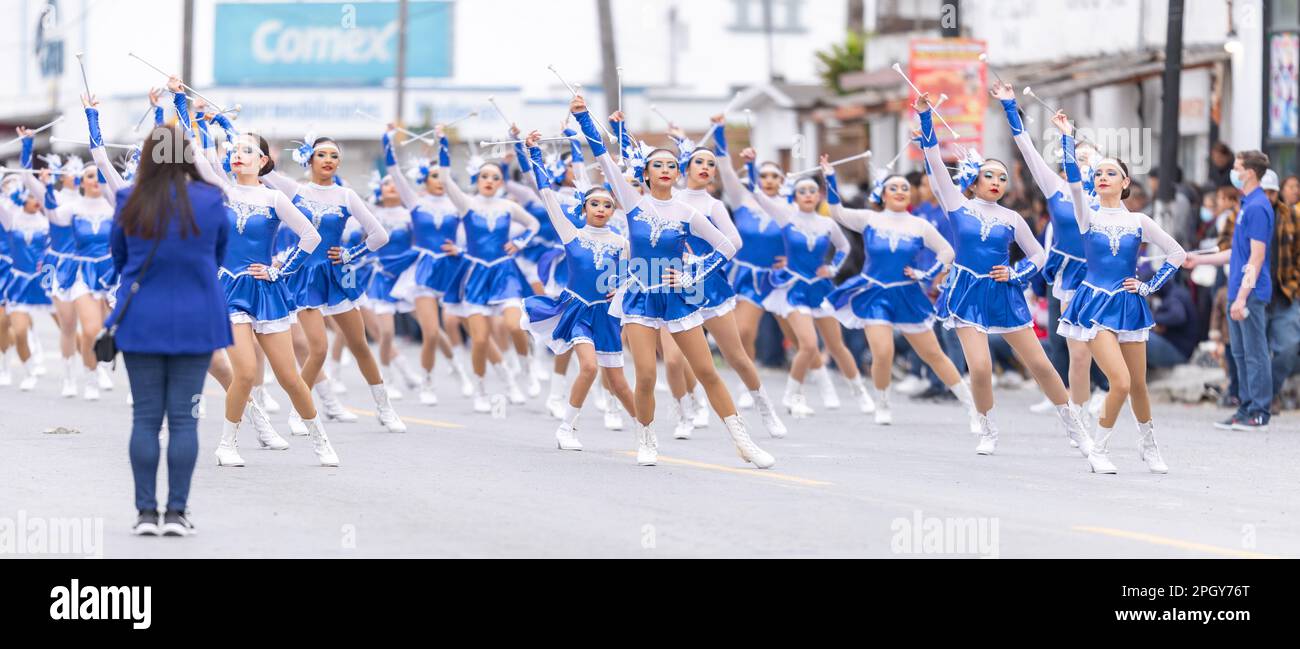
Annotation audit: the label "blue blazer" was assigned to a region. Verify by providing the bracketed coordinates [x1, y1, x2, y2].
[107, 182, 234, 355]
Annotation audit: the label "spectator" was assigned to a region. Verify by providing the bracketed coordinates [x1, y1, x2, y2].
[1147, 273, 1197, 369]
[109, 125, 233, 536]
[1148, 166, 1197, 248]
[1262, 171, 1300, 412]
[1208, 141, 1235, 188]
[1282, 174, 1300, 209]
[1187, 151, 1275, 430]
[1124, 181, 1150, 214]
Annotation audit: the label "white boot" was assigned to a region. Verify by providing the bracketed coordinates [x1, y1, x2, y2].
[736, 381, 755, 409]
[96, 364, 114, 390]
[948, 379, 981, 434]
[325, 359, 346, 394]
[19, 358, 39, 391]
[527, 352, 546, 397]
[635, 422, 658, 465]
[1088, 423, 1119, 474]
[813, 367, 840, 409]
[29, 335, 46, 375]
[371, 383, 407, 433]
[850, 376, 876, 413]
[452, 347, 475, 397]
[690, 387, 709, 427]
[303, 415, 340, 467]
[393, 355, 423, 390]
[254, 385, 281, 414]
[0, 350, 11, 387]
[418, 370, 439, 405]
[247, 402, 289, 450]
[495, 363, 526, 404]
[382, 371, 404, 401]
[975, 412, 999, 455]
[788, 391, 815, 419]
[752, 388, 787, 438]
[473, 378, 492, 413]
[82, 371, 100, 401]
[287, 410, 309, 436]
[556, 404, 583, 451]
[215, 419, 246, 467]
[60, 357, 78, 398]
[873, 388, 892, 425]
[724, 415, 775, 469]
[603, 394, 626, 430]
[1057, 403, 1094, 457]
[314, 381, 358, 422]
[592, 381, 608, 410]
[673, 398, 694, 440]
[1137, 420, 1169, 474]
[782, 375, 798, 410]
[545, 370, 568, 419]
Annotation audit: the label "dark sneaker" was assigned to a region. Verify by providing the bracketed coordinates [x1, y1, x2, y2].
[1213, 415, 1240, 430]
[133, 510, 160, 536]
[912, 384, 957, 402]
[1232, 414, 1270, 432]
[162, 510, 197, 537]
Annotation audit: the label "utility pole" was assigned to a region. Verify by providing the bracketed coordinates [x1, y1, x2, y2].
[1157, 0, 1184, 207]
[597, 0, 619, 117]
[182, 0, 194, 83]
[395, 0, 409, 124]
[763, 0, 776, 81]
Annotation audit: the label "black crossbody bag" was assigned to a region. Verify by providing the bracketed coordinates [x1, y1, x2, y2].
[93, 226, 166, 366]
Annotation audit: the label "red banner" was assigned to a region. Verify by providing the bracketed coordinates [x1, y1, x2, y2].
[908, 38, 987, 161]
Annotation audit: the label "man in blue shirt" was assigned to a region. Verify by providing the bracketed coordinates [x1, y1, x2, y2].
[1187, 150, 1275, 430]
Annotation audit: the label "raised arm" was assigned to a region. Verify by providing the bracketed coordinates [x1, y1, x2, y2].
[572, 97, 639, 209]
[431, 131, 472, 215]
[382, 130, 418, 209]
[993, 84, 1065, 199]
[528, 141, 580, 244]
[823, 165, 873, 232]
[916, 100, 965, 214]
[712, 116, 751, 207]
[749, 183, 794, 228]
[84, 100, 127, 200]
[1060, 126, 1092, 233]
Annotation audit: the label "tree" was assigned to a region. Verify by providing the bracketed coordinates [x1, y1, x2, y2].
[815, 31, 866, 96]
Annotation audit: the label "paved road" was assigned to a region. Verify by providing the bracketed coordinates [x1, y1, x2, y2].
[2, 331, 1297, 558]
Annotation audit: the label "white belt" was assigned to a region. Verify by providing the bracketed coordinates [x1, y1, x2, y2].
[953, 263, 994, 280]
[464, 254, 515, 268]
[70, 253, 111, 263]
[564, 288, 610, 306]
[1049, 247, 1085, 262]
[861, 273, 919, 289]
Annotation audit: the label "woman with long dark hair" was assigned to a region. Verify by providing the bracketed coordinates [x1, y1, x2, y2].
[109, 124, 233, 536]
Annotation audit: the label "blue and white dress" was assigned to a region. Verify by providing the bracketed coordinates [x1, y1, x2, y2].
[714, 130, 783, 308]
[47, 194, 116, 302]
[576, 112, 738, 333]
[1057, 135, 1186, 343]
[521, 172, 628, 368]
[384, 136, 470, 305]
[0, 202, 12, 302]
[1001, 98, 1089, 302]
[675, 186, 742, 320]
[919, 109, 1047, 334]
[747, 184, 850, 319]
[436, 160, 540, 318]
[362, 205, 419, 315]
[0, 206, 53, 313]
[262, 172, 390, 317]
[823, 176, 955, 333]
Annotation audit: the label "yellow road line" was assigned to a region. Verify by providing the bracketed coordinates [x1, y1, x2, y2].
[616, 451, 833, 487]
[1071, 525, 1279, 559]
[349, 408, 467, 430]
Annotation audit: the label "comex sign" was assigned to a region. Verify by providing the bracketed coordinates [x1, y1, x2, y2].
[214, 1, 452, 87]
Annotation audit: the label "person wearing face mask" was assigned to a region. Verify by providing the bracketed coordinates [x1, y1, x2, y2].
[914, 92, 1093, 456]
[1056, 113, 1185, 474]
[432, 125, 541, 415]
[1186, 151, 1276, 431]
[574, 95, 774, 469]
[820, 158, 980, 430]
[518, 130, 639, 451]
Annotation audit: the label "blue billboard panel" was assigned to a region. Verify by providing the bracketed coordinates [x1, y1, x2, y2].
[214, 1, 453, 87]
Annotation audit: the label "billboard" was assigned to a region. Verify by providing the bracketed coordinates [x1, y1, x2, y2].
[908, 38, 987, 160]
[213, 1, 453, 87]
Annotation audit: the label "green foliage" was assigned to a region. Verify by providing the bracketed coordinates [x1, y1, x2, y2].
[816, 31, 867, 95]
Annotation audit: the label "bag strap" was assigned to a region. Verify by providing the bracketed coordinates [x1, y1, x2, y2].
[106, 217, 168, 335]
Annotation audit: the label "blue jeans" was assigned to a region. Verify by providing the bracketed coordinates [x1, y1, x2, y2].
[124, 352, 212, 513]
[1227, 297, 1272, 420]
[1147, 333, 1190, 368]
[1267, 298, 1300, 397]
